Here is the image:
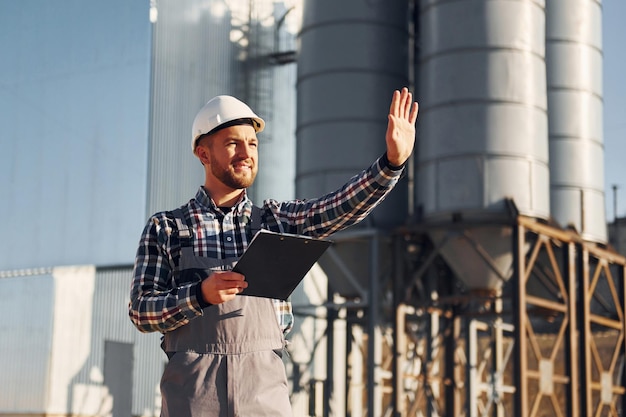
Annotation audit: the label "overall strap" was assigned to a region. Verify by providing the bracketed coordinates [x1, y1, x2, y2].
[171, 208, 193, 247]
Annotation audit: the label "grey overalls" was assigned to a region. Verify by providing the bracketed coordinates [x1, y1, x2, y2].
[159, 208, 292, 417]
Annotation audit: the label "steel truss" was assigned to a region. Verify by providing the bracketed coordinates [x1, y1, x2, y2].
[394, 216, 626, 417]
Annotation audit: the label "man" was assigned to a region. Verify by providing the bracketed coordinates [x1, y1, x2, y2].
[129, 88, 418, 417]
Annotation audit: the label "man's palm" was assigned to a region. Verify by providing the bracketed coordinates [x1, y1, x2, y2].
[385, 88, 419, 166]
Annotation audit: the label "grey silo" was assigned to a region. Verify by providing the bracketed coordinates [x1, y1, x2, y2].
[296, 0, 411, 229]
[547, 0, 606, 243]
[416, 0, 549, 290]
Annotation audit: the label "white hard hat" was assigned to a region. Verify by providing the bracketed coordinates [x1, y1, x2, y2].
[191, 95, 265, 151]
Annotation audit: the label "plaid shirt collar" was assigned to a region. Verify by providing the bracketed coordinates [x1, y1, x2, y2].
[194, 186, 253, 217]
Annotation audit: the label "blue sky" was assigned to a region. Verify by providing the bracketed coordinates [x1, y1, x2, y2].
[603, 0, 626, 220]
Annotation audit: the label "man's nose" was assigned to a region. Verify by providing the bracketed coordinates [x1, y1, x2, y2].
[238, 143, 254, 157]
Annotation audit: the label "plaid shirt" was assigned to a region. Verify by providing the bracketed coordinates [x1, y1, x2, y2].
[129, 154, 403, 335]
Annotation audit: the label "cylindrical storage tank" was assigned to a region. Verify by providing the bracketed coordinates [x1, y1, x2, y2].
[296, 0, 410, 229]
[546, 0, 606, 243]
[417, 0, 549, 290]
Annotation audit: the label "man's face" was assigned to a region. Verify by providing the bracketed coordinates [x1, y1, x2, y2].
[196, 124, 259, 190]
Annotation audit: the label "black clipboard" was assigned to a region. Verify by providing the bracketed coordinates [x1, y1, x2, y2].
[233, 229, 333, 300]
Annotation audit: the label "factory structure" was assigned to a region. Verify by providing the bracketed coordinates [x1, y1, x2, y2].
[1, 0, 625, 416]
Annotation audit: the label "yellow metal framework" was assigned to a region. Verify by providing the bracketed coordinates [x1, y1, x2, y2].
[393, 215, 626, 417]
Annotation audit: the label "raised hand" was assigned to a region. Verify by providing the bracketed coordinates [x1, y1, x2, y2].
[385, 87, 419, 167]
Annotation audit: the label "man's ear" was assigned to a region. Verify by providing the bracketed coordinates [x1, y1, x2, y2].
[194, 145, 211, 166]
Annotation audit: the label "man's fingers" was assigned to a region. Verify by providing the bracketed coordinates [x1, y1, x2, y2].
[404, 91, 413, 119]
[217, 278, 248, 290]
[212, 272, 245, 288]
[205, 271, 247, 291]
[220, 272, 246, 281]
[224, 286, 243, 295]
[407, 101, 419, 125]
[390, 87, 418, 122]
[398, 87, 409, 117]
[390, 89, 400, 117]
[398, 89, 418, 124]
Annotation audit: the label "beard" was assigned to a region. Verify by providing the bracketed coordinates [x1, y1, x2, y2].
[209, 155, 257, 189]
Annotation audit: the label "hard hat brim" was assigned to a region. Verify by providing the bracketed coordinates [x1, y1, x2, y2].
[192, 116, 265, 150]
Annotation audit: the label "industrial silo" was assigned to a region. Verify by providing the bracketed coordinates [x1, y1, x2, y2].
[416, 0, 549, 290]
[295, 0, 411, 303]
[546, 0, 606, 243]
[296, 0, 410, 230]
[295, 1, 411, 413]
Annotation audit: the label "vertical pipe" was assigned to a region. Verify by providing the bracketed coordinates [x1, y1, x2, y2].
[393, 235, 406, 417]
[367, 234, 380, 416]
[567, 242, 580, 417]
[325, 290, 335, 417]
[578, 246, 592, 416]
[451, 317, 463, 417]
[429, 311, 440, 416]
[349, 317, 365, 417]
[308, 379, 316, 417]
[513, 221, 528, 416]
[468, 320, 478, 417]
[346, 316, 352, 417]
[395, 304, 407, 417]
[493, 297, 504, 417]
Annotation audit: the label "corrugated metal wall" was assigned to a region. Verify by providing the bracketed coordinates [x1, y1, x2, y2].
[0, 266, 164, 417]
[0, 271, 55, 412]
[147, 0, 240, 214]
[76, 266, 164, 417]
[246, 1, 299, 203]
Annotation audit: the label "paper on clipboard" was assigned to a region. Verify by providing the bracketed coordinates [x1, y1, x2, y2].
[233, 229, 333, 300]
